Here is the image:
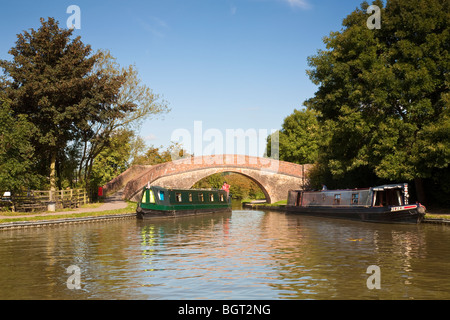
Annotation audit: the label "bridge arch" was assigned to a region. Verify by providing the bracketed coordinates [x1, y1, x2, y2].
[117, 155, 311, 204]
[153, 168, 272, 202]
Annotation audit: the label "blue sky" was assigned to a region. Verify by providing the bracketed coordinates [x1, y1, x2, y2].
[0, 0, 368, 156]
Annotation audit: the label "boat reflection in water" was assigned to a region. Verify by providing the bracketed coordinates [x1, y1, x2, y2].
[286, 183, 425, 224]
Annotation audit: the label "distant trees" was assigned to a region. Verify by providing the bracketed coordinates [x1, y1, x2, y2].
[270, 0, 449, 205]
[193, 173, 265, 200]
[0, 18, 169, 194]
[132, 142, 189, 166]
[266, 109, 320, 165]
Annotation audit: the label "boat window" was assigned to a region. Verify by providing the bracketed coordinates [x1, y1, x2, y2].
[374, 190, 402, 206]
[149, 190, 155, 203]
[159, 191, 165, 201]
[352, 193, 359, 205]
[209, 194, 214, 202]
[176, 193, 182, 202]
[199, 193, 204, 202]
[142, 190, 147, 203]
[334, 194, 341, 205]
[189, 193, 193, 202]
[220, 194, 224, 202]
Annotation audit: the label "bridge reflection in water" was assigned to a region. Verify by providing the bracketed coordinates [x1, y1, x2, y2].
[0, 209, 449, 299]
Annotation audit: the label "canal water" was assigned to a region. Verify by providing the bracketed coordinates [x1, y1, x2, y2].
[0, 209, 449, 300]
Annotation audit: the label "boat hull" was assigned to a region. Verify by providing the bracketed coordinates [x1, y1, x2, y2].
[137, 206, 232, 220]
[286, 205, 425, 224]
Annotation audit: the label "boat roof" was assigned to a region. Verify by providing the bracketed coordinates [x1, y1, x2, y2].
[144, 185, 226, 192]
[291, 183, 407, 193]
[371, 183, 406, 191]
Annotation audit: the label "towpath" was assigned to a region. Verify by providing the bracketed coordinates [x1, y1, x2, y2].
[0, 189, 129, 220]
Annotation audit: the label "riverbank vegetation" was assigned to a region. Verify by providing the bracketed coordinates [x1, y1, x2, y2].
[267, 0, 449, 209]
[0, 18, 170, 196]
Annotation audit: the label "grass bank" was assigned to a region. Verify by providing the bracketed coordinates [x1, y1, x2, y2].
[0, 202, 104, 217]
[425, 213, 450, 220]
[0, 201, 137, 224]
[425, 207, 450, 220]
[245, 200, 287, 207]
[260, 200, 287, 207]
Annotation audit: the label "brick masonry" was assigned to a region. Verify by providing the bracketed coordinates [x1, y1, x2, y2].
[112, 155, 312, 204]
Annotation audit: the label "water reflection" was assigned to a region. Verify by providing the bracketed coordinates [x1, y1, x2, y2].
[0, 210, 449, 299]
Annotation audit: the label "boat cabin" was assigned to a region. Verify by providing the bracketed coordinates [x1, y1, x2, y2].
[287, 183, 410, 208]
[139, 186, 229, 207]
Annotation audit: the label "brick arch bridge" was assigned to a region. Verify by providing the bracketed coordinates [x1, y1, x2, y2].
[104, 155, 312, 204]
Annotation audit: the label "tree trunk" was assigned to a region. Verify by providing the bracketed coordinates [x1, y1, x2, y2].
[414, 177, 426, 205]
[78, 139, 88, 183]
[50, 151, 57, 202]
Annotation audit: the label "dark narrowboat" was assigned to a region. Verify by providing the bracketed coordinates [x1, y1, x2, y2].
[286, 183, 426, 224]
[136, 186, 232, 219]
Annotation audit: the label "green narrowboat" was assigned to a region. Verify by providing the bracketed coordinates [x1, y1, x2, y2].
[136, 186, 232, 219]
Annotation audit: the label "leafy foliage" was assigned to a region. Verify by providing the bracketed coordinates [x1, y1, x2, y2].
[90, 129, 135, 188]
[132, 142, 189, 166]
[0, 18, 170, 194]
[193, 173, 265, 200]
[303, 0, 449, 203]
[267, 108, 320, 165]
[0, 101, 41, 192]
[0, 18, 127, 191]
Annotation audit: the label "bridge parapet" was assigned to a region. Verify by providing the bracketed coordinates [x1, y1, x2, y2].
[116, 155, 312, 204]
[102, 165, 152, 196]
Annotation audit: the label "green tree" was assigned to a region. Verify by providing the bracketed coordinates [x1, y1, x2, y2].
[0, 100, 40, 192]
[192, 173, 224, 190]
[305, 0, 449, 203]
[132, 142, 189, 165]
[0, 18, 126, 197]
[267, 108, 320, 164]
[90, 129, 135, 188]
[192, 173, 265, 200]
[77, 50, 170, 185]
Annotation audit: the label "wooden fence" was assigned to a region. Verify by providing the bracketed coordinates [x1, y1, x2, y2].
[1, 189, 89, 213]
